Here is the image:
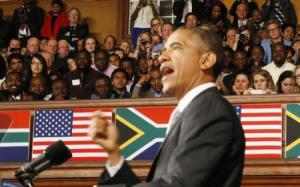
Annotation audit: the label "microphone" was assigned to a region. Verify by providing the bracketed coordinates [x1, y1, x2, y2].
[15, 140, 72, 187]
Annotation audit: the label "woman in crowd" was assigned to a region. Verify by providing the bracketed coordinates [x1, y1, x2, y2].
[244, 69, 276, 94]
[293, 66, 300, 93]
[277, 70, 295, 94]
[232, 71, 251, 95]
[282, 24, 295, 42]
[84, 36, 99, 68]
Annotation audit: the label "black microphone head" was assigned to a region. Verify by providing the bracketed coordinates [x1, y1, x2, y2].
[45, 140, 72, 165]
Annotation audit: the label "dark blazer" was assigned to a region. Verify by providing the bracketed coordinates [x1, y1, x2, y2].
[98, 87, 245, 187]
[57, 24, 89, 50]
[173, 0, 205, 28]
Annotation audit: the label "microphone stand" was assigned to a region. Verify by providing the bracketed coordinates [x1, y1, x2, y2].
[15, 166, 37, 187]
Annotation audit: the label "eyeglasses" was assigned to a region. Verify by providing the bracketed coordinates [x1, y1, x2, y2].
[267, 26, 279, 33]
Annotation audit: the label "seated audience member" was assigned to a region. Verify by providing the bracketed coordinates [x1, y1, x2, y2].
[120, 40, 132, 57]
[248, 45, 265, 72]
[46, 38, 58, 56]
[90, 74, 112, 99]
[76, 38, 85, 52]
[40, 51, 55, 75]
[224, 27, 239, 51]
[293, 65, 300, 93]
[216, 47, 234, 95]
[23, 37, 39, 66]
[248, 8, 265, 35]
[0, 72, 23, 101]
[28, 75, 50, 100]
[231, 2, 250, 29]
[120, 57, 139, 93]
[64, 50, 102, 99]
[84, 36, 99, 67]
[94, 49, 117, 78]
[282, 24, 295, 42]
[132, 67, 164, 98]
[232, 71, 251, 95]
[202, 1, 230, 38]
[230, 0, 258, 21]
[152, 22, 175, 53]
[133, 31, 152, 59]
[137, 56, 149, 75]
[103, 35, 117, 54]
[7, 53, 24, 73]
[39, 37, 49, 52]
[109, 53, 121, 68]
[130, 0, 158, 49]
[262, 42, 295, 84]
[41, 0, 69, 39]
[7, 38, 21, 56]
[261, 20, 291, 64]
[114, 48, 125, 60]
[183, 12, 200, 29]
[49, 78, 69, 100]
[261, 0, 297, 26]
[286, 46, 295, 64]
[244, 69, 276, 94]
[172, 0, 205, 28]
[111, 68, 131, 98]
[276, 70, 295, 94]
[53, 39, 70, 76]
[66, 57, 77, 72]
[151, 33, 162, 48]
[0, 8, 11, 50]
[150, 17, 162, 36]
[292, 40, 300, 64]
[11, 0, 44, 47]
[57, 8, 89, 52]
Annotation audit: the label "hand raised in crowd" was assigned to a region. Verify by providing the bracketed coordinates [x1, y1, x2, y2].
[137, 73, 150, 85]
[89, 111, 121, 165]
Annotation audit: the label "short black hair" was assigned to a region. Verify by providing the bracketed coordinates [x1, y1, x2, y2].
[111, 68, 129, 81]
[7, 53, 23, 65]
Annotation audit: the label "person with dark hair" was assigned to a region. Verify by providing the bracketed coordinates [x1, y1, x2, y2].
[94, 49, 117, 78]
[49, 78, 69, 100]
[103, 35, 117, 54]
[173, 0, 206, 28]
[64, 50, 102, 99]
[231, 70, 251, 95]
[28, 75, 50, 100]
[89, 28, 245, 187]
[120, 57, 139, 94]
[11, 0, 44, 47]
[7, 53, 24, 73]
[0, 8, 11, 49]
[111, 68, 131, 98]
[248, 44, 265, 72]
[282, 24, 295, 42]
[90, 74, 112, 99]
[57, 7, 89, 52]
[40, 0, 69, 39]
[183, 12, 200, 29]
[0, 72, 23, 101]
[276, 70, 295, 94]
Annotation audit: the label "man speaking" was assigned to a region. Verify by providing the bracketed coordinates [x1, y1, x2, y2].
[89, 28, 245, 187]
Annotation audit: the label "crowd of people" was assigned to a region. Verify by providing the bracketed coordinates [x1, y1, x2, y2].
[0, 0, 299, 102]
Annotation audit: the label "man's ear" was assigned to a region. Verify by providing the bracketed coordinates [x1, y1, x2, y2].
[198, 52, 217, 70]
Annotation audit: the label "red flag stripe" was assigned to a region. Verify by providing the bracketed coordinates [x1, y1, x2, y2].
[242, 104, 281, 109]
[245, 154, 281, 159]
[245, 146, 282, 150]
[241, 113, 282, 117]
[241, 121, 282, 125]
[243, 129, 282, 133]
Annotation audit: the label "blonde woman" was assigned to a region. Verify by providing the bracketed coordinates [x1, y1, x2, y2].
[244, 69, 276, 94]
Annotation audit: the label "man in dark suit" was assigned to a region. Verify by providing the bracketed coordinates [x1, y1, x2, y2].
[57, 8, 89, 53]
[89, 28, 245, 187]
[173, 0, 206, 28]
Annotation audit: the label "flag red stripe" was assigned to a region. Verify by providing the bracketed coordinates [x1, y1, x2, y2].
[245, 154, 281, 159]
[246, 137, 282, 141]
[73, 117, 111, 121]
[72, 133, 88, 136]
[245, 146, 282, 150]
[241, 121, 282, 125]
[33, 141, 96, 145]
[241, 113, 282, 117]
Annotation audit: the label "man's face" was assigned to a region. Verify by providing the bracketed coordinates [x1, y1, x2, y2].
[95, 52, 108, 71]
[149, 70, 162, 93]
[236, 4, 247, 20]
[69, 9, 79, 24]
[138, 58, 148, 74]
[211, 5, 222, 18]
[6, 73, 22, 95]
[223, 49, 233, 68]
[251, 47, 264, 63]
[58, 41, 70, 57]
[161, 24, 174, 41]
[51, 4, 62, 15]
[47, 40, 58, 55]
[52, 80, 67, 100]
[9, 39, 21, 49]
[29, 78, 46, 97]
[27, 38, 39, 55]
[95, 79, 110, 98]
[9, 58, 23, 72]
[272, 44, 287, 66]
[233, 52, 247, 70]
[267, 23, 281, 40]
[104, 37, 115, 52]
[159, 29, 204, 97]
[185, 15, 198, 29]
[76, 52, 91, 71]
[112, 72, 127, 90]
[120, 61, 134, 79]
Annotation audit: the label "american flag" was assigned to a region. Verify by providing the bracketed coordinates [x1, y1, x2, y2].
[32, 108, 112, 162]
[234, 104, 282, 159]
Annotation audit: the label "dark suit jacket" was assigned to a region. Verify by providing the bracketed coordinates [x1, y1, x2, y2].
[173, 0, 205, 28]
[98, 87, 245, 187]
[57, 24, 89, 50]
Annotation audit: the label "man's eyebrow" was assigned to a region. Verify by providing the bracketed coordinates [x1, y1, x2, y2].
[169, 42, 182, 47]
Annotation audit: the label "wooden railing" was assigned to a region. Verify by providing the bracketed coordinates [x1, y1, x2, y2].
[1, 95, 300, 186]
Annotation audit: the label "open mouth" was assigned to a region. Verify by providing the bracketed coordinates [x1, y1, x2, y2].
[161, 67, 174, 77]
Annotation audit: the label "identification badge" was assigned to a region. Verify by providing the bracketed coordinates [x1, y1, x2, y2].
[72, 79, 80, 86]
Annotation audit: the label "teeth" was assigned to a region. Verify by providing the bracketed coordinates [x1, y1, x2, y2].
[161, 67, 174, 76]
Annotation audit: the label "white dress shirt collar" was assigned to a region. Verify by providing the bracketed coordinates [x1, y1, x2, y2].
[178, 82, 216, 113]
